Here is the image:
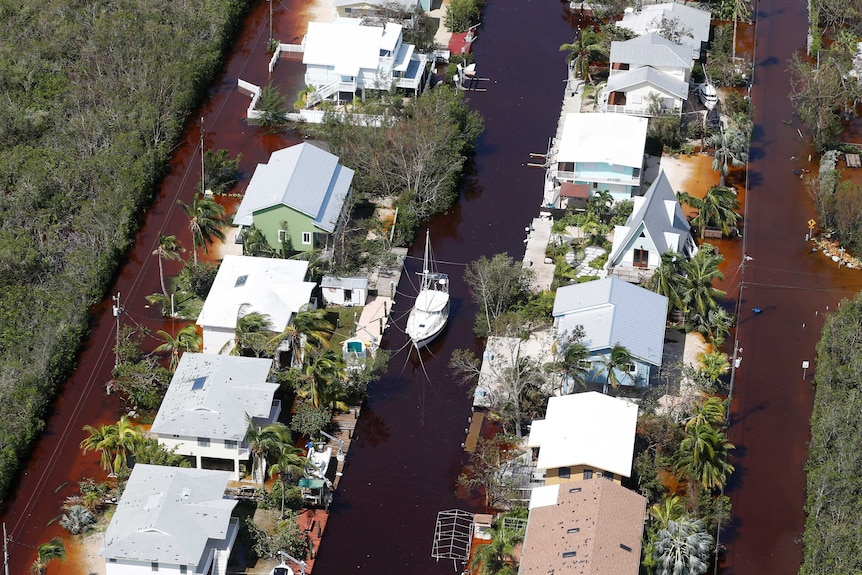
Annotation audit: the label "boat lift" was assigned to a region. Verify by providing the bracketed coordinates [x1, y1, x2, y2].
[454, 63, 490, 92]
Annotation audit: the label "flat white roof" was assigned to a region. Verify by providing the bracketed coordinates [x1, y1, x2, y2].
[557, 113, 648, 169]
[303, 20, 402, 76]
[526, 392, 639, 478]
[197, 255, 314, 333]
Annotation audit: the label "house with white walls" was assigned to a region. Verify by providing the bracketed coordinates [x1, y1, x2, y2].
[617, 2, 712, 61]
[100, 465, 238, 575]
[150, 354, 280, 481]
[196, 255, 315, 355]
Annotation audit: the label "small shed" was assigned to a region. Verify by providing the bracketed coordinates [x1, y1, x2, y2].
[321, 276, 368, 307]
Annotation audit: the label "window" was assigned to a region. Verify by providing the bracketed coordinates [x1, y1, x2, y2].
[604, 472, 614, 481]
[301, 231, 312, 245]
[198, 437, 210, 448]
[108, 558, 117, 563]
[225, 440, 237, 449]
[559, 466, 571, 479]
[633, 248, 649, 268]
[180, 566, 188, 574]
[151, 563, 159, 572]
[562, 551, 577, 558]
[578, 359, 591, 370]
[583, 469, 593, 480]
[627, 363, 638, 374]
[277, 229, 288, 243]
[191, 376, 207, 391]
[558, 161, 574, 172]
[567, 527, 580, 534]
[568, 486, 582, 493]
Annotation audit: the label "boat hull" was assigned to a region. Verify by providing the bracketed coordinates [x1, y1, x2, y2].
[406, 297, 450, 348]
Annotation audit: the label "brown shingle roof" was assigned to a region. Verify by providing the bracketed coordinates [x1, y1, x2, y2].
[519, 480, 646, 575]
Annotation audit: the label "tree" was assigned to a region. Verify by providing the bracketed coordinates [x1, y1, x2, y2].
[202, 148, 241, 194]
[549, 327, 589, 394]
[450, 337, 550, 438]
[178, 195, 227, 264]
[650, 495, 685, 529]
[678, 186, 741, 239]
[676, 422, 735, 490]
[470, 512, 525, 575]
[290, 400, 333, 440]
[464, 253, 534, 337]
[154, 324, 202, 371]
[245, 416, 293, 488]
[559, 28, 607, 83]
[251, 82, 288, 131]
[152, 234, 182, 297]
[444, 0, 479, 33]
[242, 225, 278, 258]
[653, 517, 713, 575]
[652, 16, 694, 44]
[59, 505, 96, 535]
[300, 348, 348, 411]
[696, 351, 730, 385]
[225, 310, 273, 356]
[268, 308, 334, 366]
[458, 435, 524, 507]
[594, 343, 634, 393]
[686, 396, 727, 430]
[80, 415, 143, 477]
[678, 244, 725, 321]
[245, 513, 308, 559]
[705, 127, 748, 187]
[269, 443, 306, 518]
[646, 251, 685, 314]
[30, 537, 66, 575]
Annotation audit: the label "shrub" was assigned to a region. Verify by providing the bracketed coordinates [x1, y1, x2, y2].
[60, 505, 96, 535]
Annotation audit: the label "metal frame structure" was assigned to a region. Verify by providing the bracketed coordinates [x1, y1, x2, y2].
[431, 509, 475, 572]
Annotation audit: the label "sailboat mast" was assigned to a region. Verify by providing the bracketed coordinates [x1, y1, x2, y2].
[423, 229, 431, 274]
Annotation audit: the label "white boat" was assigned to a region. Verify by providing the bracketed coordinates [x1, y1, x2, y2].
[698, 82, 718, 110]
[405, 230, 450, 348]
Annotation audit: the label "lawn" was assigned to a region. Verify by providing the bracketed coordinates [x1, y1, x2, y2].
[325, 306, 363, 349]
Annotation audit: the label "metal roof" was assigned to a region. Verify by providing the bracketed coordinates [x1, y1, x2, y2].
[605, 66, 690, 100]
[321, 275, 369, 290]
[557, 113, 648, 169]
[234, 142, 354, 233]
[196, 255, 314, 333]
[526, 392, 639, 477]
[608, 170, 691, 267]
[552, 277, 668, 366]
[150, 354, 277, 441]
[100, 465, 237, 565]
[610, 32, 691, 69]
[617, 2, 711, 60]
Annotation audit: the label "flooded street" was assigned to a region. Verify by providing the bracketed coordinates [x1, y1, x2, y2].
[721, 0, 862, 573]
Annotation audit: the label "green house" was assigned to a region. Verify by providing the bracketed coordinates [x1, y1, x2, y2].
[234, 143, 354, 252]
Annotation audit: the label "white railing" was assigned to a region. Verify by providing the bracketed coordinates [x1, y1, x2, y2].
[237, 79, 263, 119]
[306, 79, 340, 108]
[285, 109, 390, 127]
[602, 103, 682, 117]
[556, 171, 640, 187]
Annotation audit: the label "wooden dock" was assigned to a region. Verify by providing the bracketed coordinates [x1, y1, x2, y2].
[464, 411, 485, 452]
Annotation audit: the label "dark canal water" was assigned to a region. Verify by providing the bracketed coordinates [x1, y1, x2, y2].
[312, 3, 580, 574]
[721, 0, 862, 573]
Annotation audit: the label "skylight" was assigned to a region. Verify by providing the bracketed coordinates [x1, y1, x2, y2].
[191, 376, 207, 391]
[235, 274, 249, 287]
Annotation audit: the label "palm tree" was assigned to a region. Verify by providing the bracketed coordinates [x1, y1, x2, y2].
[679, 187, 741, 239]
[679, 245, 725, 321]
[268, 443, 306, 517]
[245, 416, 292, 488]
[551, 337, 590, 394]
[301, 349, 348, 411]
[30, 537, 66, 575]
[268, 308, 334, 366]
[221, 307, 274, 356]
[653, 517, 713, 575]
[152, 234, 182, 296]
[705, 126, 748, 186]
[80, 416, 142, 477]
[154, 324, 202, 371]
[647, 251, 685, 314]
[178, 195, 227, 264]
[80, 424, 115, 475]
[697, 351, 730, 384]
[559, 28, 608, 84]
[470, 518, 524, 575]
[650, 495, 684, 529]
[594, 343, 634, 394]
[242, 225, 277, 258]
[686, 397, 727, 430]
[676, 422, 735, 490]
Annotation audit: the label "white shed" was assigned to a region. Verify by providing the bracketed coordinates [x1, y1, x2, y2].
[321, 276, 369, 306]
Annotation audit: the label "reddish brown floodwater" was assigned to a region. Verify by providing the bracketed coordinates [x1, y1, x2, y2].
[0, 0, 314, 571]
[721, 1, 862, 574]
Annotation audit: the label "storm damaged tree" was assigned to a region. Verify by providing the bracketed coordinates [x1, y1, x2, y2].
[458, 434, 524, 507]
[464, 253, 534, 337]
[788, 51, 859, 152]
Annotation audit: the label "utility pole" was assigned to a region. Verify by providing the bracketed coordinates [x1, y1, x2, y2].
[3, 522, 10, 575]
[112, 292, 122, 368]
[268, 0, 273, 43]
[200, 117, 206, 195]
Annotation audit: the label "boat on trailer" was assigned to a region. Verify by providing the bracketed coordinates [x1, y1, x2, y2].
[406, 230, 450, 348]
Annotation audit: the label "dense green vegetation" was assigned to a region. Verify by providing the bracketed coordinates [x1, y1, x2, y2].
[801, 293, 862, 575]
[0, 0, 250, 502]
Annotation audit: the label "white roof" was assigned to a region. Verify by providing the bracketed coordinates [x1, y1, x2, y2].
[196, 255, 314, 332]
[529, 483, 561, 509]
[557, 113, 648, 169]
[617, 3, 711, 60]
[526, 392, 639, 477]
[553, 277, 668, 366]
[151, 354, 277, 441]
[234, 142, 353, 233]
[303, 20, 402, 76]
[100, 465, 237, 565]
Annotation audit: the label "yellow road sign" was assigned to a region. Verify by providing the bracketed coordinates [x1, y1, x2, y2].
[808, 219, 816, 229]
